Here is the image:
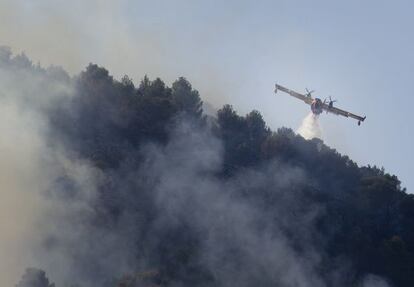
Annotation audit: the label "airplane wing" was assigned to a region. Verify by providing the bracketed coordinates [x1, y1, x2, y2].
[275, 84, 313, 105]
[323, 103, 366, 123]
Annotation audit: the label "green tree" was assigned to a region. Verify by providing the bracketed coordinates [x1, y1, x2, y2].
[171, 77, 203, 118]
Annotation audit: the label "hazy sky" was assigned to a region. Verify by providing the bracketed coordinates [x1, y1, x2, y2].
[1, 0, 413, 191]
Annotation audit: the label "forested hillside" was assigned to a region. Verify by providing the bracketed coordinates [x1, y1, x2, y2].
[1, 48, 412, 287]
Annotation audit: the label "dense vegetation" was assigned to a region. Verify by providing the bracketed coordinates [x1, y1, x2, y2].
[2, 48, 413, 287]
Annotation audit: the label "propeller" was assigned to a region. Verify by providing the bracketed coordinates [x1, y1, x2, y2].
[324, 96, 337, 105]
[305, 88, 314, 97]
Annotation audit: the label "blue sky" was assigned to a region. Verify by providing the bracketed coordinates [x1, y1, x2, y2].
[1, 0, 413, 191]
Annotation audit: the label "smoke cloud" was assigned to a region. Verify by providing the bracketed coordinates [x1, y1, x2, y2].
[0, 47, 146, 287]
[362, 274, 391, 287]
[297, 112, 322, 140]
[0, 47, 75, 286]
[135, 121, 326, 287]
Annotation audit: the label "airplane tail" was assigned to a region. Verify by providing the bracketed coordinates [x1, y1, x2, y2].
[358, 116, 367, 126]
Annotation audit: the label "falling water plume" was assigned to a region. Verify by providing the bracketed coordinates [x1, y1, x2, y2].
[297, 113, 322, 140]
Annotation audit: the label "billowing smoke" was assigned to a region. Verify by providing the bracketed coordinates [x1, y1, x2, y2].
[362, 274, 391, 287]
[0, 47, 139, 287]
[0, 47, 74, 286]
[297, 112, 322, 140]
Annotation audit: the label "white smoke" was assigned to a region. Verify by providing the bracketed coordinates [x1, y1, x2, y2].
[0, 49, 133, 287]
[297, 113, 322, 140]
[362, 274, 391, 287]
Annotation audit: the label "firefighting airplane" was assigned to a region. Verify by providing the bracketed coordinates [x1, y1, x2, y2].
[275, 84, 366, 125]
